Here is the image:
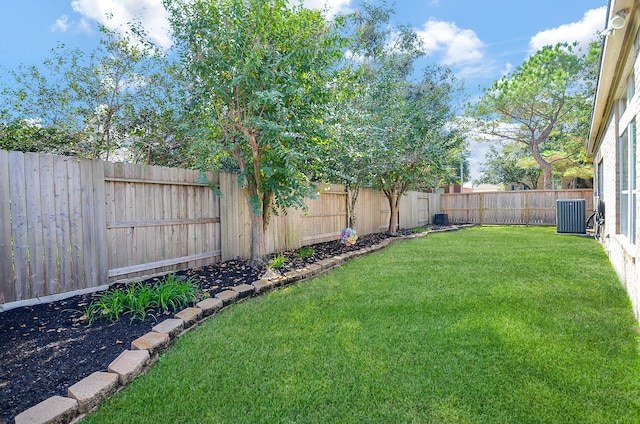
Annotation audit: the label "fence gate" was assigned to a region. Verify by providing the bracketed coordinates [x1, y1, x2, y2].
[417, 194, 430, 226]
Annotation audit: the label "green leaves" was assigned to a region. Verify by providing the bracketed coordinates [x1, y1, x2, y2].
[267, 253, 287, 269]
[165, 0, 346, 263]
[1, 25, 185, 164]
[478, 142, 543, 189]
[83, 274, 200, 325]
[467, 41, 599, 189]
[320, 2, 464, 235]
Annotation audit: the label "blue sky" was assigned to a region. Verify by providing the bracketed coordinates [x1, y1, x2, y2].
[0, 0, 608, 179]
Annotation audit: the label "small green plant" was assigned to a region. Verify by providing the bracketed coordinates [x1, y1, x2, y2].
[83, 274, 200, 324]
[155, 273, 200, 311]
[411, 226, 427, 233]
[268, 253, 287, 269]
[295, 246, 315, 258]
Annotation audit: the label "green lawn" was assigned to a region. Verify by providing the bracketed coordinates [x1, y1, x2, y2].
[83, 226, 640, 423]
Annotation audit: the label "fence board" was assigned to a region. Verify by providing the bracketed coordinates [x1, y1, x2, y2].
[54, 157, 73, 295]
[103, 163, 221, 283]
[350, 187, 381, 236]
[39, 155, 59, 296]
[91, 159, 107, 287]
[300, 184, 347, 246]
[68, 157, 84, 292]
[219, 172, 240, 261]
[441, 190, 594, 225]
[10, 152, 29, 301]
[0, 151, 11, 304]
[399, 191, 437, 228]
[25, 153, 45, 297]
[418, 194, 430, 226]
[380, 193, 391, 232]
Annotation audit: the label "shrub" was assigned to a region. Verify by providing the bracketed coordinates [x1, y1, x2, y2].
[154, 273, 200, 311]
[295, 246, 315, 258]
[83, 274, 200, 324]
[268, 254, 287, 269]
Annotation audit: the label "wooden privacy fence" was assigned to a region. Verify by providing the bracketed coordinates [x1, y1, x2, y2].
[0, 150, 438, 307]
[219, 173, 437, 261]
[0, 150, 220, 307]
[441, 190, 594, 225]
[104, 162, 221, 281]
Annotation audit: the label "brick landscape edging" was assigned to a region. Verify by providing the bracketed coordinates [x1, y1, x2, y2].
[14, 226, 471, 424]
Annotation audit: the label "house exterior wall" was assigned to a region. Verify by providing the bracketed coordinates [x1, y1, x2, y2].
[589, 0, 640, 322]
[593, 109, 640, 321]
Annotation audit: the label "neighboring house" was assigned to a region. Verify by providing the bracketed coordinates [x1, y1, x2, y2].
[503, 176, 592, 191]
[588, 0, 639, 322]
[462, 182, 504, 193]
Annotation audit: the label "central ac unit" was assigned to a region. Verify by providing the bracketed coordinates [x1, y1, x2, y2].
[556, 199, 586, 234]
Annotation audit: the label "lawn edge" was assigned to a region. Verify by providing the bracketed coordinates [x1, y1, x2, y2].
[18, 225, 474, 424]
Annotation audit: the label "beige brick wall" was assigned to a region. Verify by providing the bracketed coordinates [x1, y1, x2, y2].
[593, 63, 640, 323]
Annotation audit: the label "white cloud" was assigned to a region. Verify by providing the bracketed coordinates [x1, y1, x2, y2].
[467, 139, 492, 181]
[71, 0, 172, 50]
[51, 15, 70, 32]
[69, 0, 355, 51]
[417, 19, 485, 66]
[529, 7, 606, 54]
[77, 18, 93, 34]
[450, 63, 491, 82]
[303, 0, 353, 17]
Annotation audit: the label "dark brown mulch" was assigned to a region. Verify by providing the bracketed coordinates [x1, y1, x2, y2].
[0, 232, 397, 423]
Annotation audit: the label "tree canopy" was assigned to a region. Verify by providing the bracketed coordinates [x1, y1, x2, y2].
[467, 42, 598, 189]
[324, 1, 464, 235]
[164, 0, 346, 264]
[0, 26, 182, 163]
[478, 142, 542, 189]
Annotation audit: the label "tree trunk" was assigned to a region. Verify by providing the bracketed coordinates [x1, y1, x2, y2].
[242, 180, 268, 267]
[233, 131, 270, 267]
[388, 200, 398, 236]
[346, 186, 359, 229]
[247, 206, 266, 267]
[530, 142, 553, 189]
[541, 164, 552, 189]
[384, 189, 399, 236]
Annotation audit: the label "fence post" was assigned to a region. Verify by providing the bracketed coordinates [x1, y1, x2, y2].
[525, 192, 531, 225]
[92, 158, 108, 287]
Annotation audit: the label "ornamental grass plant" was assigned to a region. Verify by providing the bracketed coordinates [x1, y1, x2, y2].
[83, 274, 199, 324]
[83, 227, 640, 423]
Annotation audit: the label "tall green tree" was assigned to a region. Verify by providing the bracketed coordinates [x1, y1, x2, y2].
[326, 1, 463, 235]
[164, 0, 345, 265]
[467, 42, 598, 189]
[368, 68, 463, 234]
[478, 142, 542, 189]
[0, 25, 181, 163]
[322, 68, 370, 228]
[323, 2, 408, 229]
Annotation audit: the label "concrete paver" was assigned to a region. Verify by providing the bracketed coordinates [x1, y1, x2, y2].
[14, 396, 78, 424]
[67, 371, 119, 413]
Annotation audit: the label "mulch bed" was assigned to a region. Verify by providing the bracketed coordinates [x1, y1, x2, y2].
[0, 231, 412, 423]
